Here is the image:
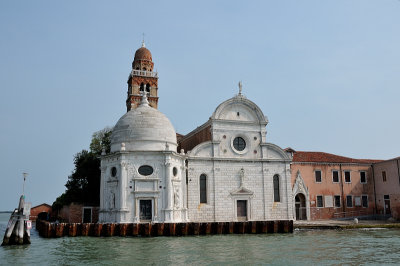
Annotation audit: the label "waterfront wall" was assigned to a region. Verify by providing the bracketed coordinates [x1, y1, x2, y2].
[36, 220, 293, 238]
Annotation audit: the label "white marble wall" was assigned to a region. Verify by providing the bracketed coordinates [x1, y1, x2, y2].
[99, 151, 186, 223]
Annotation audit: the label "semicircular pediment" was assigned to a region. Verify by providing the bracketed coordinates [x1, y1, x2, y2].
[188, 141, 213, 158]
[211, 96, 268, 124]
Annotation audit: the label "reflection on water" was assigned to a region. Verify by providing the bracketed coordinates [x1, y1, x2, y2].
[1, 213, 400, 265]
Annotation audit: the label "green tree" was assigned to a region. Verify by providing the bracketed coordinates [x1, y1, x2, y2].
[52, 127, 112, 210]
[90, 127, 113, 155]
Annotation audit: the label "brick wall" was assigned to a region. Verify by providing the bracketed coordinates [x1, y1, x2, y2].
[29, 204, 52, 221]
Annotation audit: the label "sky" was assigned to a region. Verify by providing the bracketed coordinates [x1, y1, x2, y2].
[0, 0, 399, 211]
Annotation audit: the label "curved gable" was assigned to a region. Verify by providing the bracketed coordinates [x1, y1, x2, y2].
[188, 141, 213, 158]
[211, 95, 268, 124]
[265, 143, 292, 160]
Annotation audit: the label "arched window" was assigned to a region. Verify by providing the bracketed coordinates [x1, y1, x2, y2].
[140, 83, 144, 92]
[273, 175, 280, 202]
[200, 174, 207, 203]
[146, 83, 150, 93]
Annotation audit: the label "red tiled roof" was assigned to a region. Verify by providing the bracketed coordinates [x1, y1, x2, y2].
[292, 151, 382, 164]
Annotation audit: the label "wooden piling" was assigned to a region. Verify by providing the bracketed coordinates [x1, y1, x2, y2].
[81, 223, 89, 236]
[35, 220, 293, 238]
[93, 223, 102, 237]
[119, 223, 128, 237]
[132, 223, 139, 236]
[2, 195, 32, 246]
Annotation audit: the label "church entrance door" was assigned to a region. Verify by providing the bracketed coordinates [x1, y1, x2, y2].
[139, 200, 152, 221]
[295, 194, 307, 220]
[237, 200, 247, 221]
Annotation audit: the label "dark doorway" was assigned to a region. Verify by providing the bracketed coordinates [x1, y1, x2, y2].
[384, 195, 391, 215]
[295, 194, 307, 220]
[237, 200, 247, 221]
[140, 200, 152, 221]
[83, 208, 92, 223]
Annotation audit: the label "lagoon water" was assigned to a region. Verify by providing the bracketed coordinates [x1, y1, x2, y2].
[1, 213, 400, 265]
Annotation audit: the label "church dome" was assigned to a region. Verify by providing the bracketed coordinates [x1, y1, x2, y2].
[110, 96, 177, 152]
[134, 47, 152, 61]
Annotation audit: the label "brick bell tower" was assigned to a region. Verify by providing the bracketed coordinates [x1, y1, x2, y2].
[126, 41, 159, 111]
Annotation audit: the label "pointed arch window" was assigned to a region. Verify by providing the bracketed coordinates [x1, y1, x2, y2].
[273, 175, 280, 202]
[146, 83, 150, 94]
[140, 83, 144, 92]
[200, 174, 207, 203]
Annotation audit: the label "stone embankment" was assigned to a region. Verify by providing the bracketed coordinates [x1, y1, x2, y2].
[294, 220, 400, 230]
[36, 220, 293, 238]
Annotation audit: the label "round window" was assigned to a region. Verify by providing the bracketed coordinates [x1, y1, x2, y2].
[233, 137, 246, 151]
[173, 167, 178, 177]
[138, 165, 153, 176]
[111, 167, 117, 177]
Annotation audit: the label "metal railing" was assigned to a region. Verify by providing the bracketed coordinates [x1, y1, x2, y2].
[130, 69, 158, 78]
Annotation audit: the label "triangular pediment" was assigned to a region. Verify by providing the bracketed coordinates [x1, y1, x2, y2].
[293, 170, 309, 196]
[230, 186, 254, 196]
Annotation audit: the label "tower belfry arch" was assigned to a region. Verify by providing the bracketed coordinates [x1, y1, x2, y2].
[126, 42, 159, 111]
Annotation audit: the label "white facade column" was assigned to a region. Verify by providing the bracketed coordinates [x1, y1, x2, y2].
[100, 166, 106, 210]
[99, 165, 106, 222]
[120, 163, 127, 210]
[153, 197, 158, 221]
[164, 161, 173, 222]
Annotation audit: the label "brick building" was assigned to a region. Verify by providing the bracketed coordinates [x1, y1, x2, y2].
[373, 157, 400, 219]
[29, 203, 52, 221]
[58, 203, 99, 223]
[289, 149, 381, 220]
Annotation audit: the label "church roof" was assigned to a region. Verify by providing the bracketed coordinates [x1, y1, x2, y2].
[291, 150, 382, 164]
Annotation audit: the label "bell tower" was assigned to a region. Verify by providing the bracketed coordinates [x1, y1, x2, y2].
[126, 41, 159, 111]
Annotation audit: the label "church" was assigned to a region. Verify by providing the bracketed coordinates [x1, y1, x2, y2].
[99, 42, 294, 223]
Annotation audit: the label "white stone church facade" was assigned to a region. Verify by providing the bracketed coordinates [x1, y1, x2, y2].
[99, 43, 293, 223]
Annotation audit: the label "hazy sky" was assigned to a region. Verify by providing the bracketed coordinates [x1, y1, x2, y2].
[1, 0, 399, 211]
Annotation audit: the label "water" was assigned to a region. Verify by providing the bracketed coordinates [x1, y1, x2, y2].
[1, 213, 400, 265]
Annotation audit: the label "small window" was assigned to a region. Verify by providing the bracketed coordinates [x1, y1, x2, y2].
[332, 170, 339, 183]
[334, 195, 341, 208]
[111, 167, 117, 177]
[138, 165, 153, 176]
[346, 195, 353, 208]
[273, 175, 280, 202]
[382, 171, 387, 182]
[315, 170, 322, 183]
[360, 171, 366, 184]
[344, 171, 351, 183]
[233, 137, 246, 151]
[173, 167, 178, 177]
[200, 174, 207, 203]
[384, 194, 390, 200]
[362, 195, 368, 208]
[354, 196, 361, 207]
[316, 195, 323, 208]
